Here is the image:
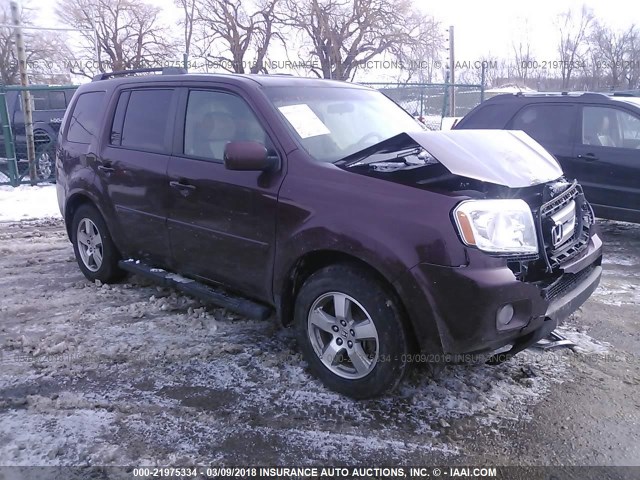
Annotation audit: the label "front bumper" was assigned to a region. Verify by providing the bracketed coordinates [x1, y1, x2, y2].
[395, 233, 603, 355]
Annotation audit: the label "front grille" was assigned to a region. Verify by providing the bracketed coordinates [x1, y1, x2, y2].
[540, 264, 596, 302]
[537, 182, 593, 269]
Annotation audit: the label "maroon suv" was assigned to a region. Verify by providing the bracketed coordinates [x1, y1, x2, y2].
[56, 69, 603, 399]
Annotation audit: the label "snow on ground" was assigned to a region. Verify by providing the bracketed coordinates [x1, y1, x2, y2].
[0, 219, 617, 466]
[0, 185, 61, 223]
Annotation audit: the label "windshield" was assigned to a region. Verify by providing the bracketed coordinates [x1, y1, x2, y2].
[265, 86, 424, 162]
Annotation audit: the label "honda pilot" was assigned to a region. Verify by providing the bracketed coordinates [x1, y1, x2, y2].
[56, 69, 603, 399]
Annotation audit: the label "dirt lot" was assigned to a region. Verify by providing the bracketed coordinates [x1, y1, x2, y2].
[0, 218, 639, 468]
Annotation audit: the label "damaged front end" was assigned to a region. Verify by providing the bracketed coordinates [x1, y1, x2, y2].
[337, 129, 603, 359]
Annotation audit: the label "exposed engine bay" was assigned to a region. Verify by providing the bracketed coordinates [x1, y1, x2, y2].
[336, 130, 597, 290]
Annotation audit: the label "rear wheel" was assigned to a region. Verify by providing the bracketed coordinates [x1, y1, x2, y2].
[34, 131, 55, 182]
[36, 147, 54, 182]
[71, 204, 125, 283]
[295, 264, 410, 399]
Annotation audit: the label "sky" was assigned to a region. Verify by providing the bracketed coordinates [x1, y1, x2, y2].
[423, 0, 640, 60]
[33, 0, 640, 81]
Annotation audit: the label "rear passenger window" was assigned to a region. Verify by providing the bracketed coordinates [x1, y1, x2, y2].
[511, 104, 575, 146]
[49, 91, 67, 110]
[459, 104, 510, 129]
[67, 91, 105, 144]
[32, 93, 49, 110]
[121, 89, 173, 153]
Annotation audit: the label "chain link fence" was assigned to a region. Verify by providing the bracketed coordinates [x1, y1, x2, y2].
[1, 81, 487, 185]
[358, 82, 485, 130]
[1, 84, 77, 186]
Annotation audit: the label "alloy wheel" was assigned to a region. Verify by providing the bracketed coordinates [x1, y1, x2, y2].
[307, 292, 379, 379]
[76, 218, 104, 272]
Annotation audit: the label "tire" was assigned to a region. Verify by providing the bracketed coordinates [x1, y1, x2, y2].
[295, 264, 410, 399]
[36, 147, 55, 183]
[71, 204, 125, 283]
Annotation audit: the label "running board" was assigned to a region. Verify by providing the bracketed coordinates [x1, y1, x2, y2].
[118, 259, 272, 321]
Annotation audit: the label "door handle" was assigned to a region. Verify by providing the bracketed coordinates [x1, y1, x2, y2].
[97, 164, 115, 174]
[169, 180, 196, 196]
[577, 153, 598, 161]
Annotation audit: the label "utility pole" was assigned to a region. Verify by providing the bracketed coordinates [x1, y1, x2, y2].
[9, 0, 36, 184]
[448, 25, 455, 117]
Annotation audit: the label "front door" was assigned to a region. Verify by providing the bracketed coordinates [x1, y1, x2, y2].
[571, 105, 640, 219]
[167, 88, 285, 302]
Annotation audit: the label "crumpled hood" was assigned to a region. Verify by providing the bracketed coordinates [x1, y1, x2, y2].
[408, 129, 563, 188]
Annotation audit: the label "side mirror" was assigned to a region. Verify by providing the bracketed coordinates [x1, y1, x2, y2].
[224, 141, 277, 171]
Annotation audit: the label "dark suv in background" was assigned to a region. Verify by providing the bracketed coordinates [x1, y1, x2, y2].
[455, 92, 640, 223]
[0, 86, 77, 182]
[57, 69, 602, 398]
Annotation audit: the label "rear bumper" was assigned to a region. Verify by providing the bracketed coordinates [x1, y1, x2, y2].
[395, 233, 603, 355]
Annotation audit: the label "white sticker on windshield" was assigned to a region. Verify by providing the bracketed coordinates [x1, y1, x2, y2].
[278, 104, 331, 139]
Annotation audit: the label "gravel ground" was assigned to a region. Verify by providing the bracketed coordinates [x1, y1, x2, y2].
[0, 218, 638, 468]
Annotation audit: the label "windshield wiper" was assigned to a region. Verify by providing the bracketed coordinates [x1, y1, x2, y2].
[334, 132, 419, 167]
[346, 147, 425, 168]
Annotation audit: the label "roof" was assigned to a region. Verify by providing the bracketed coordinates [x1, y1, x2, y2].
[483, 91, 640, 109]
[89, 68, 368, 90]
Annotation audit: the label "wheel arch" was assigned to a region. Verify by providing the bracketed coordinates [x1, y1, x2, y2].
[277, 249, 419, 351]
[64, 192, 112, 243]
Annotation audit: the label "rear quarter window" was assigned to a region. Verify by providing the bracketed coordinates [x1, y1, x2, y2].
[120, 89, 174, 153]
[66, 91, 106, 144]
[457, 103, 512, 129]
[509, 104, 576, 147]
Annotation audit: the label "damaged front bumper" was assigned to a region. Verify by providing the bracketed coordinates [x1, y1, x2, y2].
[395, 232, 603, 357]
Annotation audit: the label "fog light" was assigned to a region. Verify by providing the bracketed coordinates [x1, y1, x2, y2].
[496, 304, 515, 327]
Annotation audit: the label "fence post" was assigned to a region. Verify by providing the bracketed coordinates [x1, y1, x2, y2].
[441, 71, 450, 118]
[0, 89, 19, 187]
[10, 0, 37, 185]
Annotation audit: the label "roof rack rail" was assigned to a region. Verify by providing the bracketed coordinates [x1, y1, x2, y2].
[513, 91, 607, 98]
[92, 67, 187, 82]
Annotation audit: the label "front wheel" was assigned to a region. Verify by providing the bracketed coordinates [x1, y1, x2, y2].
[71, 204, 125, 283]
[295, 264, 410, 399]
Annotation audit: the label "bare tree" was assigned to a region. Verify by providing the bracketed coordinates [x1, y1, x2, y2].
[194, 0, 281, 74]
[555, 5, 594, 89]
[282, 0, 431, 81]
[0, 0, 19, 84]
[511, 19, 533, 87]
[0, 0, 73, 84]
[589, 21, 635, 89]
[624, 25, 640, 89]
[395, 16, 444, 84]
[176, 0, 197, 62]
[56, 0, 175, 78]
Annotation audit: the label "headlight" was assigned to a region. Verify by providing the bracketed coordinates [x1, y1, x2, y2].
[453, 199, 538, 255]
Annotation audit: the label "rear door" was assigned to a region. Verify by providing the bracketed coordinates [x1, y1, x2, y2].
[571, 104, 640, 218]
[98, 87, 178, 264]
[166, 87, 285, 302]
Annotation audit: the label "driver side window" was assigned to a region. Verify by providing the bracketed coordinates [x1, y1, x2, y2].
[582, 106, 640, 149]
[184, 90, 269, 161]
